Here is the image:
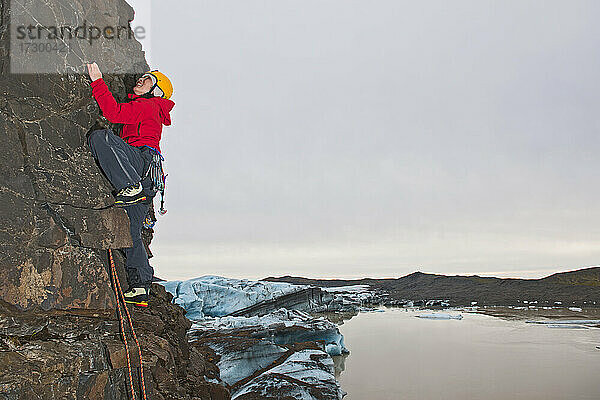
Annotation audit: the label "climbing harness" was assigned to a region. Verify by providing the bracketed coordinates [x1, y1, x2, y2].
[141, 145, 168, 216]
[108, 249, 148, 400]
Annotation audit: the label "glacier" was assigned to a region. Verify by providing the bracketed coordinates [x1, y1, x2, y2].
[161, 275, 308, 320]
[187, 309, 347, 399]
[231, 349, 345, 400]
[190, 308, 348, 360]
[163, 276, 350, 399]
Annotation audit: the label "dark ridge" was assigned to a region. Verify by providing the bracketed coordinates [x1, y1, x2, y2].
[264, 267, 600, 306]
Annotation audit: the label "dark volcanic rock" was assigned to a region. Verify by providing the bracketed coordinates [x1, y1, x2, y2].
[0, 0, 230, 398]
[0, 284, 230, 400]
[0, 0, 145, 310]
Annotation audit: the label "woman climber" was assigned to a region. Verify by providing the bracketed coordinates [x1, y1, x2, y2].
[86, 62, 175, 307]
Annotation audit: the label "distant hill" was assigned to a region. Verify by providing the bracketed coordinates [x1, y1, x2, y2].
[264, 267, 600, 306]
[540, 267, 600, 287]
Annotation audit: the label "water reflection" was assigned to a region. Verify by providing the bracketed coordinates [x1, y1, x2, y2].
[333, 353, 348, 379]
[336, 308, 600, 400]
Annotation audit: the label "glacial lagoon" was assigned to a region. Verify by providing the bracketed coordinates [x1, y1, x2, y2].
[336, 308, 600, 400]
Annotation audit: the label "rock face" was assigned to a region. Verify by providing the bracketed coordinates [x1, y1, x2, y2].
[0, 0, 146, 311]
[0, 1, 230, 398]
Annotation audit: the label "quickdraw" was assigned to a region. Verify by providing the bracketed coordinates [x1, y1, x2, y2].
[141, 145, 168, 216]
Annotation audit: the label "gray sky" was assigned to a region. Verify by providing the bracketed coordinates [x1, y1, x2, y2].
[132, 0, 600, 280]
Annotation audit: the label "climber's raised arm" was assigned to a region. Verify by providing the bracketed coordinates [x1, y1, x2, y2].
[86, 62, 146, 124]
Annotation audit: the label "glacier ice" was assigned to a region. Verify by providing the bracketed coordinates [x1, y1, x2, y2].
[231, 349, 345, 400]
[160, 276, 307, 319]
[216, 341, 288, 386]
[322, 285, 371, 293]
[164, 276, 352, 398]
[190, 308, 348, 357]
[545, 324, 589, 329]
[415, 312, 463, 320]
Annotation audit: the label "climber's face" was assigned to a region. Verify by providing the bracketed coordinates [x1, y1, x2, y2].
[133, 75, 153, 96]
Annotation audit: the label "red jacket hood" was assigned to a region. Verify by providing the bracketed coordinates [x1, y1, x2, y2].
[153, 97, 175, 126]
[128, 93, 175, 126]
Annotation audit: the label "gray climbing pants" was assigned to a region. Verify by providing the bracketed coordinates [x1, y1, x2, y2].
[87, 129, 155, 288]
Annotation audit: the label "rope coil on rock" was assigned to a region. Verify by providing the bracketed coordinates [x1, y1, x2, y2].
[108, 249, 148, 400]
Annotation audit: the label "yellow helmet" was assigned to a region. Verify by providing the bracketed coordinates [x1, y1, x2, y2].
[142, 70, 173, 99]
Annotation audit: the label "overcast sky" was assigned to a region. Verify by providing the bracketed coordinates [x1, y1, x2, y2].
[129, 0, 600, 281]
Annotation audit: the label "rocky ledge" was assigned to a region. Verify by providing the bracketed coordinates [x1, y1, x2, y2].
[0, 282, 229, 399]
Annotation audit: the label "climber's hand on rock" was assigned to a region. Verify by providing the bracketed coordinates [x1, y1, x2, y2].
[86, 62, 102, 82]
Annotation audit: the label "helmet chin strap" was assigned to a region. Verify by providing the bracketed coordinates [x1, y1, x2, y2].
[147, 81, 158, 96]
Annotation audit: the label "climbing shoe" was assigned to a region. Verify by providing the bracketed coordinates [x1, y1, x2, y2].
[114, 183, 147, 206]
[123, 287, 149, 307]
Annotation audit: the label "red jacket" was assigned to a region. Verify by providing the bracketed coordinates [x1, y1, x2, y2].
[91, 78, 175, 153]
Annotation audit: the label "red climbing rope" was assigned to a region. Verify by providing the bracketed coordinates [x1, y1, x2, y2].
[108, 249, 148, 400]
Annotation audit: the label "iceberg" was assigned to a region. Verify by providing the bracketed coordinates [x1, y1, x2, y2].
[163, 276, 352, 398]
[231, 349, 345, 400]
[161, 276, 307, 319]
[322, 285, 371, 293]
[214, 340, 288, 386]
[415, 313, 463, 320]
[321, 284, 379, 310]
[545, 324, 589, 329]
[188, 309, 347, 398]
[190, 308, 348, 357]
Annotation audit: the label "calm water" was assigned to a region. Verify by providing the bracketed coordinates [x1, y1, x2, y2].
[336, 308, 600, 400]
